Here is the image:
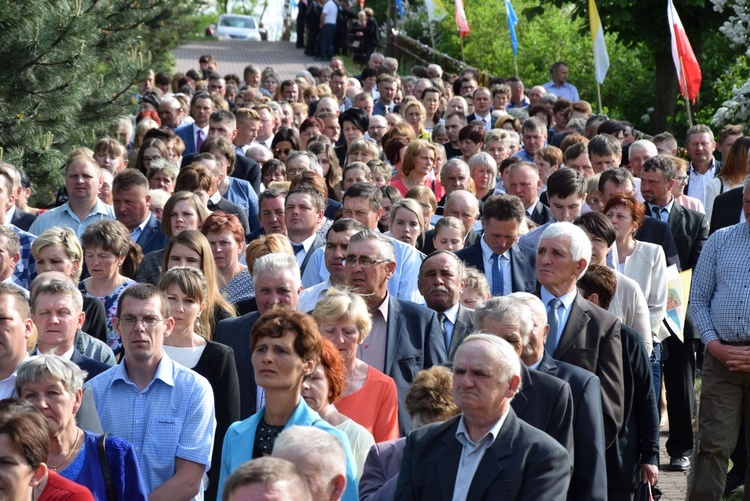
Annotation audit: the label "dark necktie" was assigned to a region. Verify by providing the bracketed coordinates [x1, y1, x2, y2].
[437, 312, 448, 349]
[490, 253, 504, 297]
[544, 298, 563, 355]
[652, 206, 666, 222]
[292, 243, 304, 255]
[196, 129, 205, 151]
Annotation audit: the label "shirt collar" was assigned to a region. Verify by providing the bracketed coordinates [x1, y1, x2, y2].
[480, 235, 511, 262]
[442, 302, 460, 325]
[3, 206, 15, 226]
[114, 351, 175, 389]
[455, 406, 510, 447]
[209, 190, 222, 204]
[540, 286, 577, 311]
[289, 232, 317, 250]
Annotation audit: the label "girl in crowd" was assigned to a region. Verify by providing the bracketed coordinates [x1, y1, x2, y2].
[389, 198, 425, 248]
[201, 212, 253, 306]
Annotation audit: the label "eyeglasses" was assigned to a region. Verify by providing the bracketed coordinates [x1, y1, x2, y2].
[274, 148, 292, 156]
[344, 255, 390, 267]
[676, 176, 688, 182]
[119, 315, 166, 327]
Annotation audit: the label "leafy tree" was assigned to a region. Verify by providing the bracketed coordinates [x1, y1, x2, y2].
[0, 0, 202, 205]
[537, 0, 725, 133]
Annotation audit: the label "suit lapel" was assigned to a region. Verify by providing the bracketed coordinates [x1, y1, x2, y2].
[510, 366, 531, 417]
[244, 313, 259, 411]
[449, 306, 472, 358]
[385, 297, 401, 376]
[554, 295, 589, 359]
[438, 421, 464, 500]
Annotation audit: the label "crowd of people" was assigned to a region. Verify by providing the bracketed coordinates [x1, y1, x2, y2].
[0, 41, 748, 501]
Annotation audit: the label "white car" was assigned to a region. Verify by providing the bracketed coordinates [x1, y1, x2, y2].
[214, 14, 262, 41]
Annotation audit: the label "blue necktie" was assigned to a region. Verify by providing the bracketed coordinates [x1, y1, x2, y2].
[652, 206, 666, 222]
[490, 253, 504, 296]
[292, 243, 304, 255]
[544, 298, 563, 355]
[438, 313, 449, 350]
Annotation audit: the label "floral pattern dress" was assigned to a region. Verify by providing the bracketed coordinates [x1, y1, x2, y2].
[80, 278, 137, 357]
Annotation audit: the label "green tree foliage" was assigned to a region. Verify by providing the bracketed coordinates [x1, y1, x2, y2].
[0, 0, 202, 205]
[406, 0, 656, 131]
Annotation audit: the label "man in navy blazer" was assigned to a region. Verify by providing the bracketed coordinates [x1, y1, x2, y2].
[213, 254, 302, 419]
[345, 230, 447, 434]
[9, 207, 36, 232]
[475, 296, 575, 454]
[512, 292, 608, 501]
[174, 92, 214, 156]
[710, 185, 743, 234]
[112, 170, 168, 255]
[394, 335, 571, 501]
[455, 194, 536, 296]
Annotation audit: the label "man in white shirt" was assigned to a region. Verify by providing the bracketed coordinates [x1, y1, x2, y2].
[285, 186, 325, 276]
[684, 124, 719, 206]
[394, 334, 571, 500]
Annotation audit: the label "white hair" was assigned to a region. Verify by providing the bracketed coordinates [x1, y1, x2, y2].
[539, 222, 592, 278]
[474, 296, 532, 345]
[630, 139, 658, 157]
[272, 426, 346, 485]
[456, 333, 521, 386]
[253, 253, 301, 287]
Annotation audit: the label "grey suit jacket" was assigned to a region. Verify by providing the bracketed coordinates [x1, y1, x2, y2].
[446, 305, 474, 361]
[385, 296, 447, 434]
[394, 411, 571, 501]
[360, 438, 406, 501]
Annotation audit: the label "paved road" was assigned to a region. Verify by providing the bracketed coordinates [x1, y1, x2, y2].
[173, 39, 319, 82]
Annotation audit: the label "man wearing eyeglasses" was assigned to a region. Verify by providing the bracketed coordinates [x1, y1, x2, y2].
[344, 229, 446, 434]
[87, 284, 216, 500]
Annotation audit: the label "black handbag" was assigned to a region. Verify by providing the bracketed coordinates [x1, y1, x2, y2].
[634, 482, 663, 501]
[97, 433, 117, 501]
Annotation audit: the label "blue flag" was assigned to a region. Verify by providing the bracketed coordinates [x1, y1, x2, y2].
[396, 0, 404, 17]
[505, 0, 519, 56]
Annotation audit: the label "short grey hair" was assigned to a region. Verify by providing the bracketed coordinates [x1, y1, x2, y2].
[474, 296, 532, 346]
[272, 426, 346, 481]
[629, 139, 658, 157]
[286, 151, 322, 176]
[539, 222, 592, 278]
[30, 277, 83, 314]
[456, 333, 521, 386]
[508, 292, 547, 329]
[484, 129, 513, 149]
[0, 226, 19, 256]
[441, 158, 470, 180]
[15, 354, 87, 396]
[348, 229, 396, 262]
[252, 253, 301, 287]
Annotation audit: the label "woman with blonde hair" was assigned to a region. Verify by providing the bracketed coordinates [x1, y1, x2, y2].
[161, 230, 236, 334]
[307, 140, 343, 201]
[391, 139, 445, 200]
[136, 191, 209, 285]
[401, 100, 431, 140]
[158, 267, 240, 501]
[405, 185, 437, 232]
[312, 288, 399, 443]
[388, 198, 425, 248]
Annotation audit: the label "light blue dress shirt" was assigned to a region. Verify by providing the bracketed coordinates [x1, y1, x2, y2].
[29, 199, 115, 238]
[87, 352, 216, 499]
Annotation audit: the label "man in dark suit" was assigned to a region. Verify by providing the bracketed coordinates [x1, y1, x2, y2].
[9, 207, 36, 232]
[710, 185, 743, 234]
[418, 251, 474, 360]
[511, 291, 608, 501]
[208, 109, 261, 193]
[599, 168, 681, 268]
[465, 87, 493, 131]
[394, 334, 571, 501]
[455, 194, 536, 297]
[641, 155, 709, 471]
[112, 170, 168, 255]
[174, 92, 214, 156]
[345, 230, 447, 433]
[285, 185, 325, 277]
[506, 162, 552, 226]
[31, 278, 110, 382]
[476, 296, 575, 453]
[577, 266, 660, 499]
[214, 254, 302, 419]
[536, 222, 625, 448]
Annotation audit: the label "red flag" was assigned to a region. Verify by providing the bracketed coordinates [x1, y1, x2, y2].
[668, 0, 701, 102]
[455, 0, 470, 37]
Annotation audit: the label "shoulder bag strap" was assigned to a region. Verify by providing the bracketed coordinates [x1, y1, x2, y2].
[97, 433, 117, 501]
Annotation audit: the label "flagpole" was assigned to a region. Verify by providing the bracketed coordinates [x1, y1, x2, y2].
[427, 18, 436, 52]
[679, 55, 694, 126]
[513, 56, 518, 78]
[459, 32, 465, 62]
[596, 82, 603, 115]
